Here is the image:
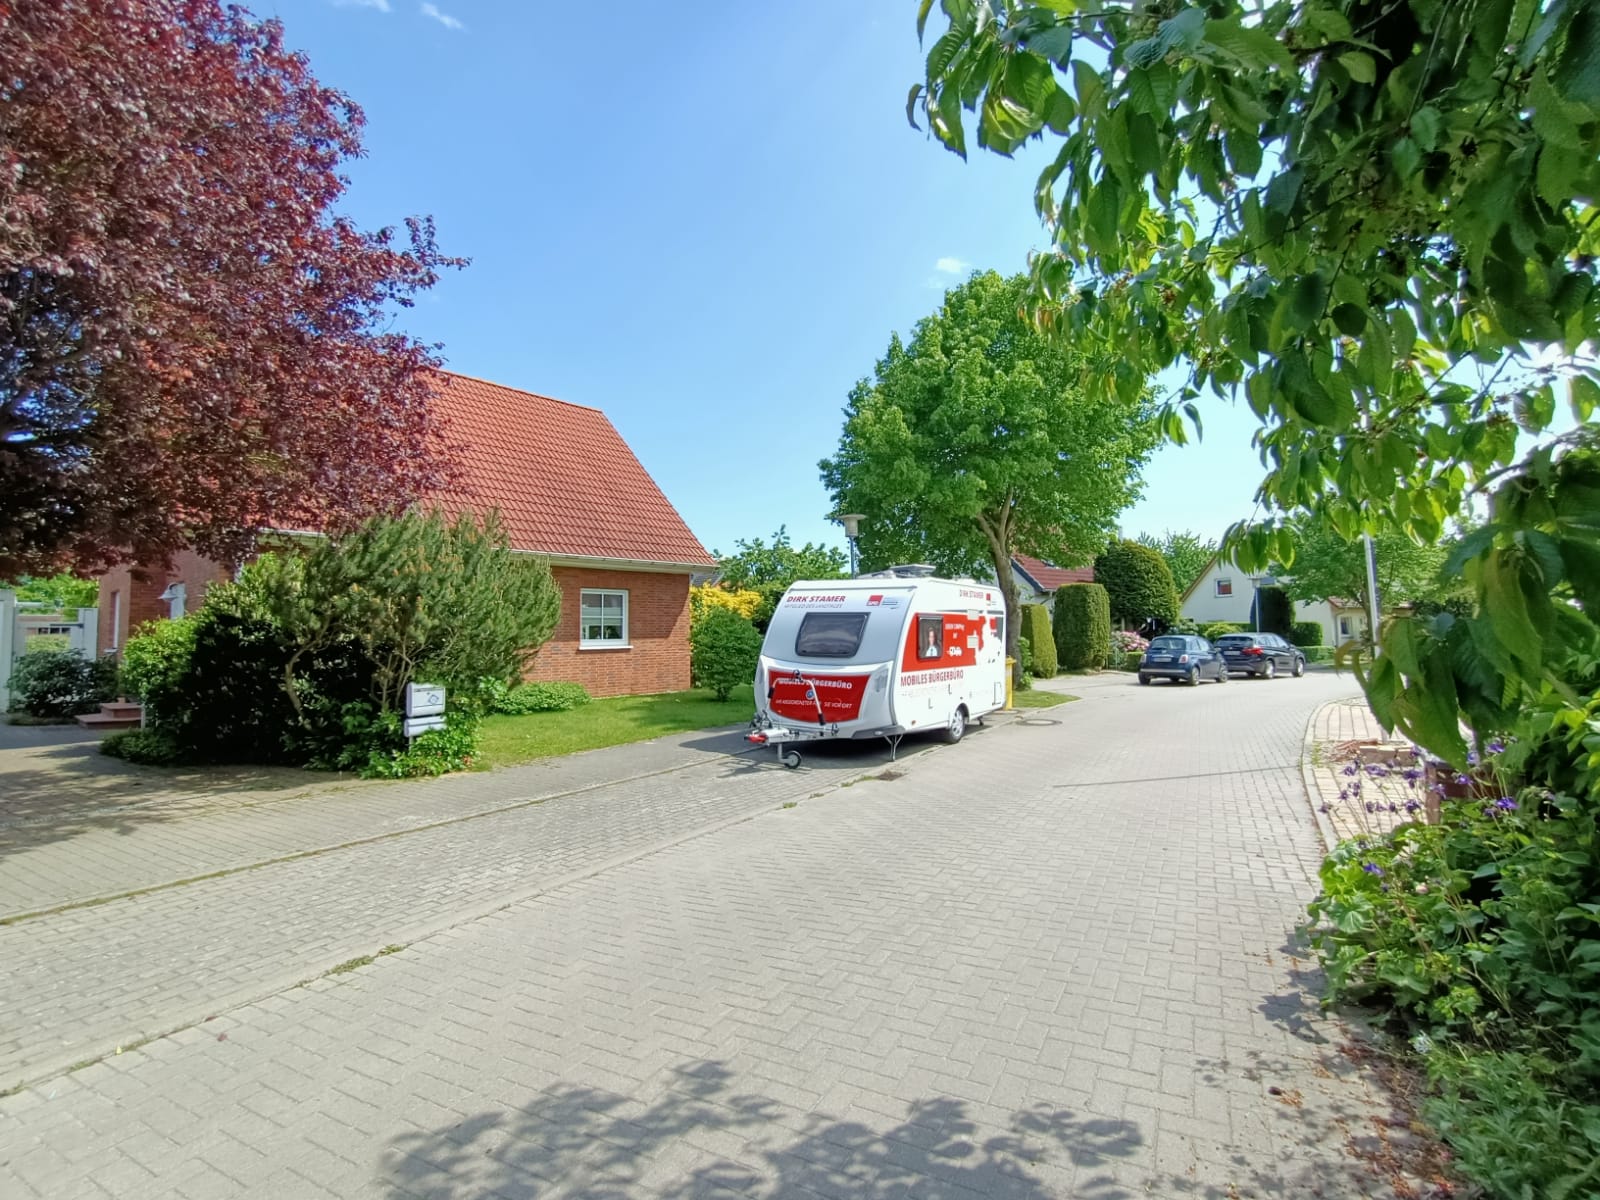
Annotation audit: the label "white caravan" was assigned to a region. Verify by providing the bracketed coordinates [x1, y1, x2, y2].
[747, 573, 1008, 767]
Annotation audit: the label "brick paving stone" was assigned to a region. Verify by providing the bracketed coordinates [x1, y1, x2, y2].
[0, 671, 1424, 1198]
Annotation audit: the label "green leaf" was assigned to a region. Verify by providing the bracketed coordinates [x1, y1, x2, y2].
[907, 83, 924, 130]
[1157, 8, 1207, 56]
[1287, 273, 1329, 331]
[917, 0, 937, 41]
[1026, 23, 1075, 65]
[1339, 51, 1376, 83]
[1571, 374, 1600, 421]
[1128, 60, 1177, 117]
[1409, 106, 1442, 151]
[1332, 303, 1367, 336]
[1224, 127, 1262, 177]
[932, 85, 968, 158]
[1391, 136, 1421, 181]
[1553, 1, 1600, 106]
[1204, 17, 1295, 72]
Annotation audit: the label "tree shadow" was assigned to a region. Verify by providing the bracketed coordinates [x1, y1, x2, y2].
[0, 734, 343, 862]
[379, 1060, 1145, 1199]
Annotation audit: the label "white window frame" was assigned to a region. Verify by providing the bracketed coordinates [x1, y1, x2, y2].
[110, 590, 122, 650]
[160, 582, 187, 620]
[579, 588, 630, 649]
[1338, 616, 1352, 638]
[1215, 577, 1233, 597]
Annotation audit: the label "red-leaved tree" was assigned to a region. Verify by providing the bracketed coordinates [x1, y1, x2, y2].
[0, 0, 465, 578]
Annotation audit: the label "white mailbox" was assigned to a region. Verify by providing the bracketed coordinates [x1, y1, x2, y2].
[406, 683, 446, 718]
[404, 683, 446, 738]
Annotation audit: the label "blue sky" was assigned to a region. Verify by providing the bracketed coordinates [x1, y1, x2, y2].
[268, 0, 1269, 563]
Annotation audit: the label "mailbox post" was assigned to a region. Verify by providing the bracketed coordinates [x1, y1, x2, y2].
[404, 682, 446, 741]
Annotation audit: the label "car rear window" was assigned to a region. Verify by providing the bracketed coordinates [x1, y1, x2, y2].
[795, 612, 869, 657]
[1149, 637, 1188, 651]
[1217, 635, 1258, 647]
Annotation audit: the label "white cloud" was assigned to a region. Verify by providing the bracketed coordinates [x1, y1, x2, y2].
[419, 2, 464, 29]
[934, 256, 970, 275]
[331, 0, 391, 11]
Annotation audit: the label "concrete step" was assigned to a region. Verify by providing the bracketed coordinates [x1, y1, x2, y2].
[75, 702, 144, 731]
[101, 702, 144, 719]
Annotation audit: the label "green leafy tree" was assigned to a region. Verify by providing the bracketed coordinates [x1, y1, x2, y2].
[1256, 585, 1294, 636]
[910, 1, 1600, 764]
[820, 271, 1158, 684]
[1053, 582, 1112, 671]
[1282, 518, 1449, 611]
[1135, 530, 1216, 595]
[1093, 538, 1180, 627]
[714, 527, 847, 590]
[1, 573, 99, 613]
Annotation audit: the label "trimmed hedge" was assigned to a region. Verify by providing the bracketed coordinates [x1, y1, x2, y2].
[1021, 603, 1057, 677]
[1304, 645, 1337, 663]
[1289, 620, 1325, 647]
[690, 607, 761, 701]
[1054, 583, 1112, 671]
[1093, 540, 1179, 627]
[1200, 620, 1249, 642]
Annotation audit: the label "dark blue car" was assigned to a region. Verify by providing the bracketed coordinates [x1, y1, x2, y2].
[1138, 635, 1228, 686]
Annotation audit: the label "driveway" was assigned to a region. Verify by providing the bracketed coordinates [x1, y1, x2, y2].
[0, 670, 1417, 1198]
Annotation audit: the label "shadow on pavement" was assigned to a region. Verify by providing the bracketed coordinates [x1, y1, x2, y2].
[683, 723, 962, 780]
[379, 1059, 1145, 1199]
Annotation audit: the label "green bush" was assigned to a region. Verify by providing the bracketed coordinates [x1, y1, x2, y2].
[1304, 645, 1336, 663]
[690, 607, 761, 701]
[121, 617, 198, 701]
[7, 648, 117, 717]
[1021, 603, 1057, 676]
[1053, 583, 1111, 671]
[23, 634, 70, 654]
[1093, 539, 1179, 627]
[1166, 617, 1201, 635]
[1120, 650, 1143, 671]
[487, 680, 592, 715]
[1289, 620, 1325, 647]
[1014, 635, 1033, 690]
[101, 728, 183, 766]
[358, 711, 479, 778]
[1256, 585, 1294, 636]
[1200, 621, 1249, 641]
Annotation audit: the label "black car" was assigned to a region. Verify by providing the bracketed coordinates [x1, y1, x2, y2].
[1214, 632, 1307, 679]
[1138, 635, 1228, 686]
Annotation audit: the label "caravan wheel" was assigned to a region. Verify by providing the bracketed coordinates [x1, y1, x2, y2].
[782, 751, 802, 769]
[942, 706, 967, 745]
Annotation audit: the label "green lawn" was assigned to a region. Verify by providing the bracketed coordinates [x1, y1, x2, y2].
[1011, 689, 1078, 709]
[476, 685, 755, 769]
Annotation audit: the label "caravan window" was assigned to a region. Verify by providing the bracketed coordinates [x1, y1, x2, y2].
[795, 612, 869, 658]
[917, 615, 944, 660]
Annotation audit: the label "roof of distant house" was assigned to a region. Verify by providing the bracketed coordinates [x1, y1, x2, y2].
[1012, 553, 1095, 593]
[432, 371, 715, 569]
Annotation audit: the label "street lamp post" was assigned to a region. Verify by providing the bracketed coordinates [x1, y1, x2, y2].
[835, 513, 866, 577]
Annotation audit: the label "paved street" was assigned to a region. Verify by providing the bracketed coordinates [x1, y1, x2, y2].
[0, 669, 1419, 1198]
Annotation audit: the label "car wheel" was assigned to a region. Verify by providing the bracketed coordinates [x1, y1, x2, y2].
[942, 706, 967, 744]
[1138, 673, 1152, 686]
[1293, 656, 1305, 677]
[1214, 664, 1227, 683]
[1187, 666, 1201, 686]
[1260, 659, 1276, 680]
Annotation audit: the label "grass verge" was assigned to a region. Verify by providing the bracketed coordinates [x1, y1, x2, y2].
[477, 685, 755, 769]
[1011, 690, 1078, 709]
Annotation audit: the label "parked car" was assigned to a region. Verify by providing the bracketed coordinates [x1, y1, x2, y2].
[1214, 632, 1306, 679]
[1138, 635, 1228, 686]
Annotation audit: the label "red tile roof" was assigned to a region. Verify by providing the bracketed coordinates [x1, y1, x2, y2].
[1012, 553, 1095, 593]
[431, 371, 715, 568]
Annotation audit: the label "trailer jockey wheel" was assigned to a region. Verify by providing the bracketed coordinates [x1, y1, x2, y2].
[782, 751, 802, 769]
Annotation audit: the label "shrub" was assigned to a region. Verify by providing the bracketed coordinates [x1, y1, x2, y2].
[1014, 635, 1033, 690]
[689, 584, 763, 624]
[1256, 585, 1294, 636]
[101, 728, 183, 766]
[1093, 539, 1179, 628]
[494, 681, 591, 714]
[1021, 603, 1057, 676]
[1167, 617, 1201, 635]
[7, 648, 117, 717]
[1289, 620, 1325, 647]
[690, 607, 761, 701]
[1053, 583, 1111, 671]
[1200, 621, 1249, 642]
[121, 617, 198, 701]
[1304, 645, 1336, 663]
[1112, 630, 1148, 656]
[1121, 650, 1143, 671]
[358, 711, 479, 778]
[23, 634, 70, 654]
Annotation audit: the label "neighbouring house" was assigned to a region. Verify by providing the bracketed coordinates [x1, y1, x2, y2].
[1011, 554, 1095, 606]
[96, 371, 717, 697]
[1179, 554, 1368, 647]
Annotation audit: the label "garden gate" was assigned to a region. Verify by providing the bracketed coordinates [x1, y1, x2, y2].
[0, 591, 100, 713]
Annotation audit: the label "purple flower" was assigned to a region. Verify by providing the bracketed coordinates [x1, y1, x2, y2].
[1338, 788, 1350, 801]
[1388, 803, 1399, 813]
[1466, 750, 1479, 766]
[1319, 803, 1331, 813]
[1495, 797, 1518, 812]
[1487, 740, 1506, 755]
[1362, 862, 1384, 877]
[1342, 764, 1358, 777]
[1366, 801, 1376, 812]
[1403, 768, 1423, 784]
[1454, 773, 1471, 786]
[1430, 783, 1447, 796]
[1405, 800, 1421, 814]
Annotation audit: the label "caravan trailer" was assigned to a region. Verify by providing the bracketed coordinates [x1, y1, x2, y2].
[747, 574, 1009, 767]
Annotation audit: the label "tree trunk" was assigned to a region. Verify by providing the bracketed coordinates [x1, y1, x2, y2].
[991, 550, 1024, 690]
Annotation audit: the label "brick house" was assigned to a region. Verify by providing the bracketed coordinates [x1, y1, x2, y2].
[1010, 553, 1095, 606]
[97, 371, 716, 697]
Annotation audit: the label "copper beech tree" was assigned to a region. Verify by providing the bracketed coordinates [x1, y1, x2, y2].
[0, 0, 464, 578]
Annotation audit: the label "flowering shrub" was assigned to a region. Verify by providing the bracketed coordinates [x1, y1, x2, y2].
[689, 584, 763, 623]
[1111, 630, 1148, 655]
